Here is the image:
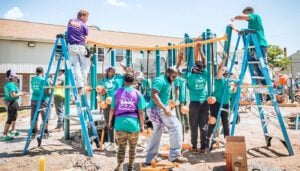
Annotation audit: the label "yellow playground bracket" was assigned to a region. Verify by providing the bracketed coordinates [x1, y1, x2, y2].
[88, 34, 227, 51]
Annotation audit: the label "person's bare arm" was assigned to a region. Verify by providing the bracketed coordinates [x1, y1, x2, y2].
[120, 62, 132, 74]
[217, 57, 227, 80]
[10, 91, 25, 98]
[138, 110, 145, 132]
[232, 14, 250, 21]
[108, 109, 115, 129]
[151, 89, 171, 116]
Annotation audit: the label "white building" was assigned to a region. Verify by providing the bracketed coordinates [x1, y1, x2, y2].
[0, 19, 182, 106]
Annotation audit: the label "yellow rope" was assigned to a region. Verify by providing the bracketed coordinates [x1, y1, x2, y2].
[88, 34, 227, 51]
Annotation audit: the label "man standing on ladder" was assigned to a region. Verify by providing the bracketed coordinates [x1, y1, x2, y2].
[231, 7, 268, 85]
[67, 9, 90, 94]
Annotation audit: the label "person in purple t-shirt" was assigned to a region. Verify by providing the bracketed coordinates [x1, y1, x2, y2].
[67, 9, 90, 93]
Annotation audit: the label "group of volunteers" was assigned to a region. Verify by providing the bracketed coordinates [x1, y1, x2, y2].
[1, 6, 268, 171]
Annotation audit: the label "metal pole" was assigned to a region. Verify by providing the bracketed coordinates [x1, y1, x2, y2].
[156, 48, 160, 77]
[224, 25, 232, 66]
[126, 49, 131, 67]
[90, 45, 97, 110]
[206, 29, 212, 96]
[172, 45, 176, 66]
[111, 49, 115, 67]
[168, 43, 172, 67]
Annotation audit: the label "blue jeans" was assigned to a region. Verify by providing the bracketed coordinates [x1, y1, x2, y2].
[145, 107, 183, 163]
[249, 46, 268, 85]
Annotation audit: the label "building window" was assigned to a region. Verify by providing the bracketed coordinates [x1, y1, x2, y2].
[116, 49, 124, 62]
[98, 48, 104, 62]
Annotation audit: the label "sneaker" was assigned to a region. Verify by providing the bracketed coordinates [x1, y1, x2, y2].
[199, 148, 206, 154]
[189, 147, 198, 153]
[9, 130, 20, 137]
[1, 135, 13, 141]
[171, 156, 188, 163]
[106, 143, 117, 152]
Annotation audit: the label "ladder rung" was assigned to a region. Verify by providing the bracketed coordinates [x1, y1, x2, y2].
[243, 46, 255, 49]
[248, 61, 260, 64]
[240, 85, 271, 89]
[64, 116, 80, 122]
[38, 107, 47, 111]
[251, 76, 265, 80]
[220, 108, 230, 113]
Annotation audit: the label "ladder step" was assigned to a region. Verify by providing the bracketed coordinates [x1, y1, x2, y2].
[228, 79, 239, 83]
[240, 85, 271, 89]
[220, 108, 230, 113]
[248, 61, 260, 64]
[254, 88, 270, 94]
[251, 76, 265, 80]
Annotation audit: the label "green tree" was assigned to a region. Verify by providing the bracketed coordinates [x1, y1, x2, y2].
[267, 44, 291, 70]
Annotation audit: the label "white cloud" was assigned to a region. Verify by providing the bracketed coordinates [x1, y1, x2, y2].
[136, 4, 142, 8]
[3, 6, 24, 20]
[106, 0, 128, 7]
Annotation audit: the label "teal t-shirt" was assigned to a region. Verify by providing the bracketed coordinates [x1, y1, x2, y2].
[248, 13, 268, 47]
[31, 75, 49, 101]
[99, 74, 124, 99]
[3, 82, 19, 101]
[148, 75, 172, 107]
[111, 86, 146, 133]
[183, 69, 208, 102]
[213, 77, 233, 105]
[174, 77, 186, 103]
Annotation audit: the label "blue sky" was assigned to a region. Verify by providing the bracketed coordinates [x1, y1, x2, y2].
[1, 0, 300, 55]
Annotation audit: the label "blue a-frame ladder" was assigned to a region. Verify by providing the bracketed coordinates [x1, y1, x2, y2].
[23, 34, 100, 157]
[209, 29, 294, 156]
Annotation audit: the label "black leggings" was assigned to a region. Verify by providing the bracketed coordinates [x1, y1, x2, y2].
[189, 101, 209, 149]
[103, 105, 114, 143]
[5, 100, 19, 124]
[207, 101, 230, 139]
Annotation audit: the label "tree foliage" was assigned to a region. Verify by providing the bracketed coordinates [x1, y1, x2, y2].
[267, 44, 291, 70]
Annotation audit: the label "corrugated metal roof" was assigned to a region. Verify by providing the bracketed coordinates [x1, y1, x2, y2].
[0, 19, 183, 46]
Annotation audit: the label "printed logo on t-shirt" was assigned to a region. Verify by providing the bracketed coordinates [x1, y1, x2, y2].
[118, 92, 136, 110]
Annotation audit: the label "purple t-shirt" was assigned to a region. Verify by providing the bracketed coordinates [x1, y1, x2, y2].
[67, 19, 88, 45]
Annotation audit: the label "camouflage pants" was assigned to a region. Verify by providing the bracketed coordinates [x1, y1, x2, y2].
[116, 131, 139, 169]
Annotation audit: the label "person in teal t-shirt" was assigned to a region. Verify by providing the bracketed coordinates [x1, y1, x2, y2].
[98, 64, 130, 149]
[231, 7, 268, 85]
[30, 67, 50, 137]
[1, 70, 26, 141]
[176, 45, 209, 153]
[108, 73, 145, 171]
[145, 67, 188, 164]
[207, 57, 237, 145]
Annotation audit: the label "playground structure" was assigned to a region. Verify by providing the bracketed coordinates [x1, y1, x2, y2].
[22, 23, 294, 157]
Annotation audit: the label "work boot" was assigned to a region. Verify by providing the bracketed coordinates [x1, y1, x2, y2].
[171, 156, 188, 163]
[114, 164, 123, 171]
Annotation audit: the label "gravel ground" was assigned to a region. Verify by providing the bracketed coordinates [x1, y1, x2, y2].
[0, 106, 299, 171]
